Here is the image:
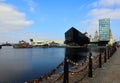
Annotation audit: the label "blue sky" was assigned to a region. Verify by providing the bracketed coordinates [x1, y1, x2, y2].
[0, 0, 120, 43]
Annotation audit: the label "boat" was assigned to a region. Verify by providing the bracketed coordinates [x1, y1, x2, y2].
[13, 44, 32, 48]
[13, 40, 32, 48]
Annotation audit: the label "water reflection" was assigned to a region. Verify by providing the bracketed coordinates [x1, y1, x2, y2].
[0, 47, 65, 83]
[0, 46, 102, 83]
[64, 47, 103, 64]
[65, 48, 89, 62]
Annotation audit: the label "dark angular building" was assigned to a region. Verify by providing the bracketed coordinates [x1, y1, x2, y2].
[64, 27, 90, 46]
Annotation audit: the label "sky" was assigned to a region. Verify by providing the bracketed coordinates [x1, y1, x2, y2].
[0, 0, 120, 43]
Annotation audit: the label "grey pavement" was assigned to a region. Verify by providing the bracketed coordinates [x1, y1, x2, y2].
[80, 47, 120, 83]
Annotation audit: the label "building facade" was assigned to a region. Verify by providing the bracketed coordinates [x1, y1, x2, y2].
[108, 29, 114, 45]
[64, 27, 90, 46]
[99, 18, 110, 46]
[92, 31, 99, 42]
[30, 38, 63, 46]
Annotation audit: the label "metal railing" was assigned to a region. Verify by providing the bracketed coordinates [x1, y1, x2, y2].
[26, 46, 117, 83]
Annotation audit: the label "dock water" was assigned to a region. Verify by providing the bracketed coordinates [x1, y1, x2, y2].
[26, 46, 119, 83]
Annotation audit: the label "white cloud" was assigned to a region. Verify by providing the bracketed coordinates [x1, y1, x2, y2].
[93, 0, 120, 7]
[88, 8, 120, 20]
[81, 0, 120, 37]
[0, 31, 33, 43]
[81, 19, 99, 36]
[0, 4, 34, 33]
[28, 0, 34, 12]
[24, 0, 35, 12]
[0, 0, 5, 2]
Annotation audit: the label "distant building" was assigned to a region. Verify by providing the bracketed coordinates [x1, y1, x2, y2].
[108, 29, 114, 45]
[30, 39, 48, 46]
[19, 40, 26, 44]
[89, 35, 93, 42]
[84, 32, 89, 38]
[92, 31, 99, 42]
[13, 40, 31, 48]
[64, 27, 90, 46]
[99, 18, 110, 46]
[30, 38, 63, 46]
[94, 31, 99, 40]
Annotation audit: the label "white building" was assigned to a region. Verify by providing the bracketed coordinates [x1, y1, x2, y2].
[30, 38, 63, 46]
[108, 29, 114, 45]
[92, 31, 99, 42]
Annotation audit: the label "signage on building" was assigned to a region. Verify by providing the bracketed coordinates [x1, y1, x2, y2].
[99, 18, 110, 41]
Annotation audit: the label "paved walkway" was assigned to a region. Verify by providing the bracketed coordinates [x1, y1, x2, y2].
[80, 47, 120, 83]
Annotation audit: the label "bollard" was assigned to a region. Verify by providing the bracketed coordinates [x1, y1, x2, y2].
[110, 46, 112, 57]
[109, 48, 111, 57]
[108, 49, 110, 59]
[104, 50, 107, 63]
[88, 52, 93, 78]
[109, 47, 112, 57]
[99, 52, 102, 68]
[63, 57, 69, 83]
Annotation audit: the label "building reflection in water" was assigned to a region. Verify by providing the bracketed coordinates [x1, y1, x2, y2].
[64, 47, 89, 83]
[65, 47, 89, 63]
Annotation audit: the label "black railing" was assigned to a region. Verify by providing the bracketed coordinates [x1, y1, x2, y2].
[26, 46, 117, 83]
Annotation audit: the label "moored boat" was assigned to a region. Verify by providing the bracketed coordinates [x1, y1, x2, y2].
[13, 44, 32, 48]
[13, 40, 32, 48]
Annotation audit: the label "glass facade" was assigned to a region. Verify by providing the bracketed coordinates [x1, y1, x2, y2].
[99, 18, 110, 41]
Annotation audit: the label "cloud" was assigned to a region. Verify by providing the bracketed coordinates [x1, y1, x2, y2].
[81, 19, 99, 36]
[81, 0, 120, 36]
[0, 4, 34, 33]
[0, 31, 37, 43]
[0, 0, 5, 2]
[28, 0, 34, 12]
[93, 0, 120, 7]
[24, 0, 35, 12]
[88, 8, 120, 20]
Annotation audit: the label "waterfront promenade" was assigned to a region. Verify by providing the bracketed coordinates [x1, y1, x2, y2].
[80, 47, 120, 83]
[26, 46, 119, 83]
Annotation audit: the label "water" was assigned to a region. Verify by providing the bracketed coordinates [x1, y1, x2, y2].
[0, 46, 65, 83]
[0, 46, 100, 83]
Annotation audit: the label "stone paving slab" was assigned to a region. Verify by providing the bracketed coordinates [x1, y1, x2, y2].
[79, 47, 120, 83]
